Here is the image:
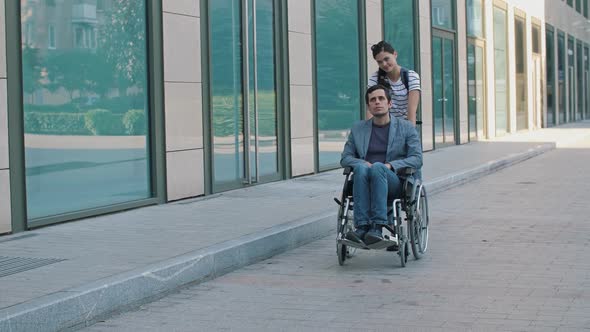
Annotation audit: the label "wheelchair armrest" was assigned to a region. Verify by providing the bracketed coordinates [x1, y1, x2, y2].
[396, 167, 416, 176]
[343, 166, 353, 175]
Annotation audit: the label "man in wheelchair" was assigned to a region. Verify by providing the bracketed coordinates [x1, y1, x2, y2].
[340, 85, 423, 245]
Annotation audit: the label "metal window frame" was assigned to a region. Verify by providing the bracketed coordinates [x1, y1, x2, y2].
[5, 1, 166, 232]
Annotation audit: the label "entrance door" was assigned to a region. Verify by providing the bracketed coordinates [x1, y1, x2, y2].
[209, 0, 280, 192]
[532, 56, 542, 129]
[467, 42, 486, 140]
[432, 34, 456, 147]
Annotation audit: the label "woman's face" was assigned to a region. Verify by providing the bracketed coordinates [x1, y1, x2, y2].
[374, 51, 398, 73]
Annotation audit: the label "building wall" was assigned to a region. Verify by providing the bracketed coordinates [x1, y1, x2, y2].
[418, 0, 434, 151]
[0, 0, 11, 234]
[288, 0, 314, 176]
[457, 0, 470, 143]
[366, 0, 383, 78]
[162, 0, 205, 201]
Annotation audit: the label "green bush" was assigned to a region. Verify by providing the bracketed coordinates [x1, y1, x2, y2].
[84, 109, 125, 135]
[24, 112, 90, 135]
[122, 109, 147, 135]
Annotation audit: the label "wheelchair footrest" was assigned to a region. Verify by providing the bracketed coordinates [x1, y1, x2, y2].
[338, 237, 398, 251]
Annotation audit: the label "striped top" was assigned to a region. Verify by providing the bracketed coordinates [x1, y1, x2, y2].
[367, 69, 421, 119]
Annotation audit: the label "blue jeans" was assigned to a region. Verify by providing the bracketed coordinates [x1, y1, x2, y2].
[353, 162, 403, 227]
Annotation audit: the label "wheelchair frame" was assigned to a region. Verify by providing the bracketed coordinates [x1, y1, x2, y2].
[335, 166, 429, 267]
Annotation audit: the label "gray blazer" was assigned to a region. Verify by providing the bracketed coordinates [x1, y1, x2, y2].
[340, 116, 423, 173]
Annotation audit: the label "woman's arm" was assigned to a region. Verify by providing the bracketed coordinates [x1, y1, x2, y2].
[407, 90, 420, 126]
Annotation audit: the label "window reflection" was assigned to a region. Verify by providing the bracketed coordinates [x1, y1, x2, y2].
[21, 0, 151, 219]
[315, 0, 361, 168]
[384, 0, 415, 69]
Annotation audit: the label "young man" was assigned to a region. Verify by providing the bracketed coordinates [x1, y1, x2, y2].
[340, 85, 423, 244]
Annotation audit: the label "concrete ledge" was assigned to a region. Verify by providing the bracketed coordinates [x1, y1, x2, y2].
[0, 142, 556, 331]
[0, 212, 335, 332]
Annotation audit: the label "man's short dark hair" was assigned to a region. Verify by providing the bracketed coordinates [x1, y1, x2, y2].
[365, 85, 391, 104]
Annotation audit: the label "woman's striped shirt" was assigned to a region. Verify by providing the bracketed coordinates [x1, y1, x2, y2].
[367, 69, 421, 119]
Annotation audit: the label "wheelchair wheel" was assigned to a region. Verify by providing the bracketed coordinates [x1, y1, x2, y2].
[398, 241, 407, 267]
[409, 185, 429, 259]
[337, 243, 346, 266]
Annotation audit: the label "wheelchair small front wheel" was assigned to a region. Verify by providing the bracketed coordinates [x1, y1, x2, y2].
[398, 241, 407, 267]
[337, 243, 346, 266]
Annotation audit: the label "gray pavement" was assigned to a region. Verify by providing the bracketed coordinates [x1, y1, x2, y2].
[84, 129, 590, 332]
[0, 121, 589, 331]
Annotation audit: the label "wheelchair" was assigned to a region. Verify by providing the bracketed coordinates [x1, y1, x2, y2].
[334, 166, 430, 267]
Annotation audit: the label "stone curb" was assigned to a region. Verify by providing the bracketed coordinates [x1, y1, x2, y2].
[426, 143, 555, 196]
[0, 142, 555, 331]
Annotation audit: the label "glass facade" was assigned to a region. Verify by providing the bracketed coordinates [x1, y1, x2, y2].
[315, 0, 361, 169]
[432, 36, 456, 146]
[546, 27, 556, 126]
[209, 0, 278, 189]
[576, 41, 584, 120]
[383, 0, 416, 70]
[558, 31, 566, 123]
[493, 7, 508, 135]
[514, 16, 527, 130]
[568, 36, 575, 121]
[585, 46, 589, 119]
[466, 0, 484, 38]
[20, 0, 151, 220]
[467, 44, 485, 140]
[432, 0, 454, 30]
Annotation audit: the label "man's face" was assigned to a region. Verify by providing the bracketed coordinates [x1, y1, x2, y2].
[367, 89, 391, 117]
[374, 51, 398, 73]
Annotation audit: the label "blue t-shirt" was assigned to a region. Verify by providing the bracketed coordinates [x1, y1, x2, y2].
[365, 122, 389, 164]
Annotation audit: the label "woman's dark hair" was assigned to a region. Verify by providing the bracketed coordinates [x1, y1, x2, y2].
[370, 41, 396, 90]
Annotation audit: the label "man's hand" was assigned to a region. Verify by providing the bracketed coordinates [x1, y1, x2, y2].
[385, 163, 392, 170]
[365, 162, 372, 167]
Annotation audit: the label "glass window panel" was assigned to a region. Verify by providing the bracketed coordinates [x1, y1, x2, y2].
[576, 0, 582, 12]
[515, 17, 527, 130]
[466, 0, 484, 38]
[532, 25, 540, 54]
[443, 39, 455, 143]
[475, 45, 485, 137]
[432, 0, 454, 30]
[210, 0, 244, 185]
[252, 0, 278, 178]
[21, 0, 151, 219]
[315, 0, 361, 168]
[576, 41, 583, 120]
[557, 32, 566, 123]
[467, 44, 477, 140]
[383, 0, 416, 69]
[432, 37, 444, 145]
[568, 36, 575, 121]
[546, 28, 556, 126]
[585, 47, 589, 119]
[493, 7, 508, 135]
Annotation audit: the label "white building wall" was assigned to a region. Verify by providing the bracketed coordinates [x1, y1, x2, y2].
[419, 0, 434, 151]
[288, 0, 315, 176]
[162, 0, 205, 200]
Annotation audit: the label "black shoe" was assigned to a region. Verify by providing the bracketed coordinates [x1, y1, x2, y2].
[345, 226, 368, 243]
[386, 244, 399, 251]
[364, 225, 383, 245]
